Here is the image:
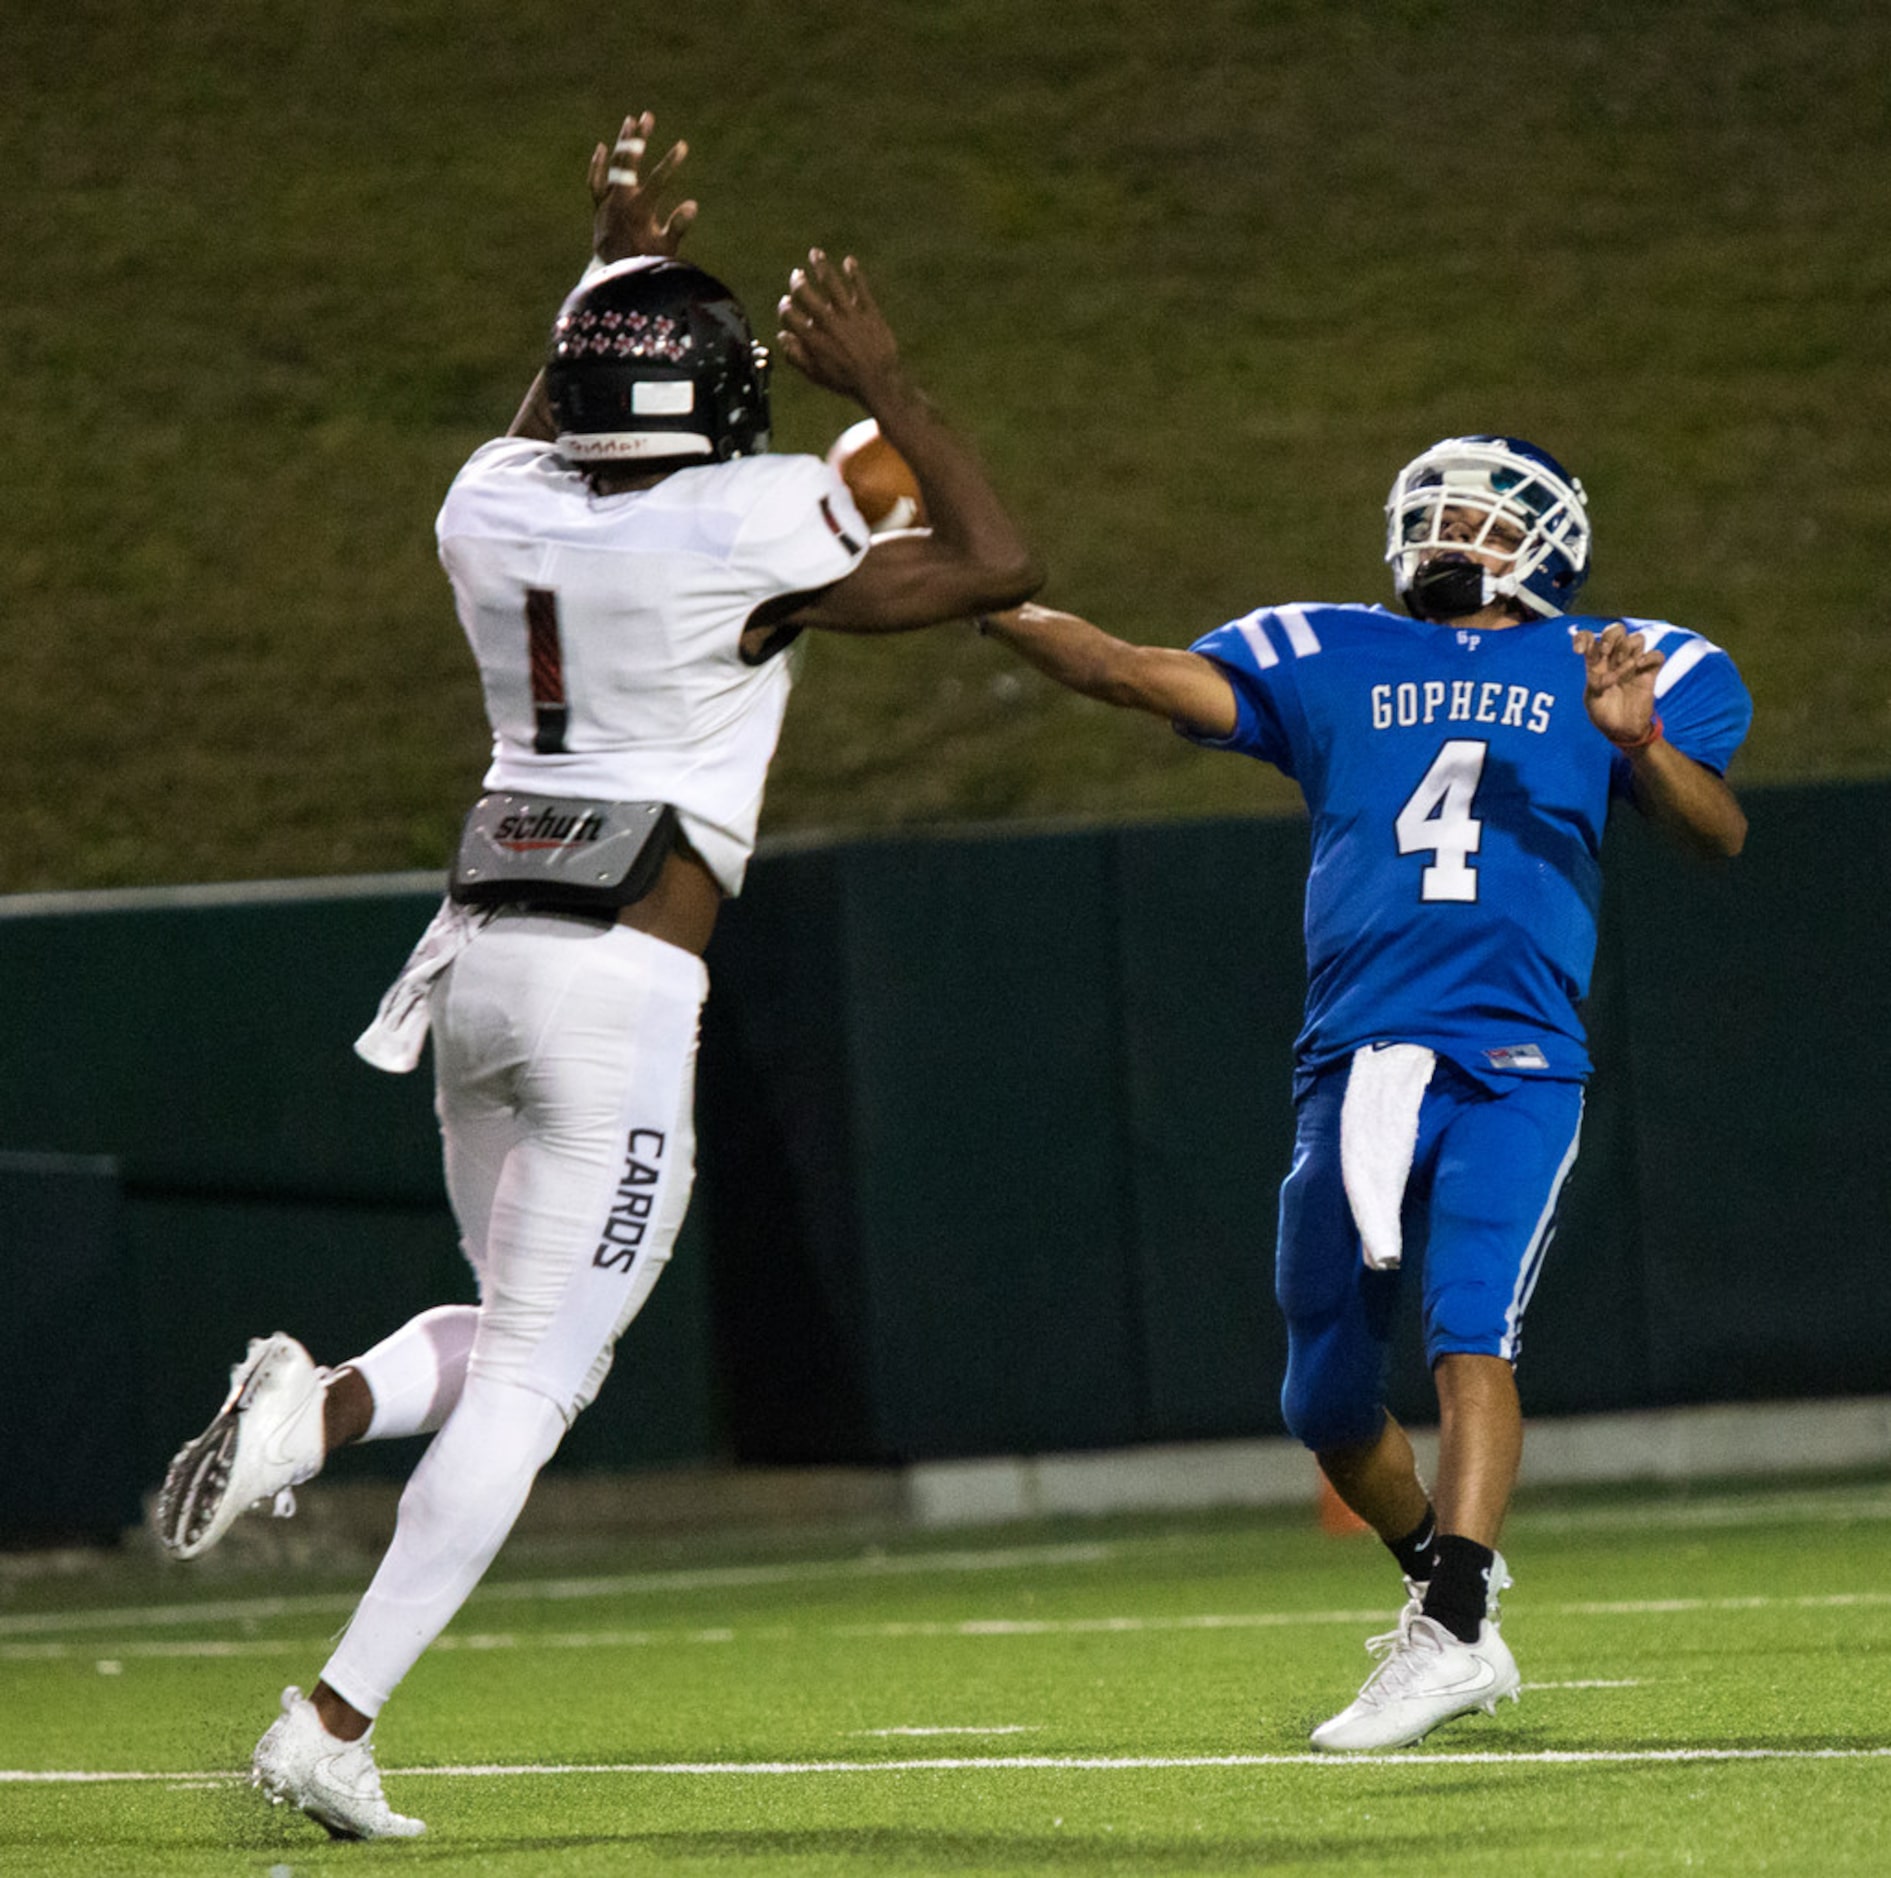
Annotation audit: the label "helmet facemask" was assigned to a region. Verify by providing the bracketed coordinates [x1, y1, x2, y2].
[1385, 437, 1591, 621]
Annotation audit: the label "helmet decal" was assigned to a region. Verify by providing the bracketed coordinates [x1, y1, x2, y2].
[554, 308, 694, 364]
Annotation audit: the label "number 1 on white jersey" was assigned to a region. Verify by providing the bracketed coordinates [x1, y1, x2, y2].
[521, 587, 574, 755]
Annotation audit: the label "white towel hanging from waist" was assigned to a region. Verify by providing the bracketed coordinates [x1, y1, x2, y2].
[1339, 1042, 1437, 1271]
[354, 897, 496, 1074]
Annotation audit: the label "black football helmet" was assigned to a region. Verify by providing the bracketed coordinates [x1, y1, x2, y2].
[546, 257, 771, 464]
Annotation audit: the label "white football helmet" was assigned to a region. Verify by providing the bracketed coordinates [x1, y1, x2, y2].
[1385, 435, 1591, 620]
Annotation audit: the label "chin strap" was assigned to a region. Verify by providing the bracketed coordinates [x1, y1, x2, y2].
[1407, 557, 1487, 620]
[1406, 556, 1553, 624]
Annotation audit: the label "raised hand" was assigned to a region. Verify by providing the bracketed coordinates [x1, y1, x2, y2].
[1573, 620, 1665, 747]
[775, 251, 903, 406]
[589, 111, 698, 264]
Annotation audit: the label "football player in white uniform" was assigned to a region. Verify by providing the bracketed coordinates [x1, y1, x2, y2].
[154, 111, 1040, 1840]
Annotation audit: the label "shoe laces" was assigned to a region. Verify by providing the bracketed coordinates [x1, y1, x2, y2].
[1356, 1612, 1448, 1706]
[329, 1735, 387, 1800]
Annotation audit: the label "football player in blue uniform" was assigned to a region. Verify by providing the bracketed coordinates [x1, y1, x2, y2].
[980, 435, 1750, 1751]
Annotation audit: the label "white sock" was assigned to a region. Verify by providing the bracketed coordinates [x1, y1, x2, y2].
[319, 1372, 565, 1717]
[350, 1305, 480, 1442]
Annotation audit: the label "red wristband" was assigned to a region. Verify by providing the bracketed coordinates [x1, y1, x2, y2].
[1608, 714, 1664, 751]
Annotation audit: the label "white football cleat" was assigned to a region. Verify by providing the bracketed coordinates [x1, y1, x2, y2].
[252, 1686, 426, 1840]
[1310, 1609, 1521, 1752]
[154, 1334, 327, 1560]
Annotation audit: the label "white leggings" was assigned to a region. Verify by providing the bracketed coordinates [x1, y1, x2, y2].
[322, 911, 706, 1718]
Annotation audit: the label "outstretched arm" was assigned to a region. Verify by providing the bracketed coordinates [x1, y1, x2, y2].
[977, 603, 1238, 738]
[765, 252, 1041, 636]
[508, 111, 699, 442]
[1576, 622, 1747, 858]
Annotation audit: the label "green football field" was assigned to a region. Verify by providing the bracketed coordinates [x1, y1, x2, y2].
[5, 1476, 1888, 1874]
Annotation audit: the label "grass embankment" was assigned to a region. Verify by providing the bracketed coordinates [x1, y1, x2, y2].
[4, 1, 1886, 890]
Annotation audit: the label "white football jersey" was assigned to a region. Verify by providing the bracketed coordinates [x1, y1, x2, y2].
[436, 439, 871, 895]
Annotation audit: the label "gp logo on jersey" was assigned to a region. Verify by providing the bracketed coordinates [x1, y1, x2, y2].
[1484, 1044, 1550, 1070]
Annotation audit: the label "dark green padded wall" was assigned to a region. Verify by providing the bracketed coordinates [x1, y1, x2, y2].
[3, 780, 1887, 1536]
[0, 1154, 139, 1543]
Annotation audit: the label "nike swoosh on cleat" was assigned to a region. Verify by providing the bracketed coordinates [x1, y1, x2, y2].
[1431, 1660, 1500, 1698]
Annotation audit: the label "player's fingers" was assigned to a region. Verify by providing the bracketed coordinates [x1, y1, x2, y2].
[659, 200, 698, 245]
[777, 286, 816, 334]
[806, 249, 848, 300]
[636, 139, 687, 196]
[784, 264, 833, 325]
[813, 251, 856, 304]
[607, 115, 651, 187]
[589, 141, 609, 201]
[841, 255, 879, 316]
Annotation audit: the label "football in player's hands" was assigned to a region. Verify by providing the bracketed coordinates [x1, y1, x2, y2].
[826, 419, 925, 534]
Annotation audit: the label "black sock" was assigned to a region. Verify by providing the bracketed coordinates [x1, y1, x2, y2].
[1385, 1507, 1438, 1583]
[1421, 1534, 1496, 1643]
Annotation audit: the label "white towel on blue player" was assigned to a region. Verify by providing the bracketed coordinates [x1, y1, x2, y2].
[1340, 1043, 1436, 1271]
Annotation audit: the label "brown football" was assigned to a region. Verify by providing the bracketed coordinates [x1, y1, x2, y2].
[826, 418, 926, 533]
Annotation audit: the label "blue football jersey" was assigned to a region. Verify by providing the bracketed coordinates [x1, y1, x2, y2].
[1184, 603, 1752, 1086]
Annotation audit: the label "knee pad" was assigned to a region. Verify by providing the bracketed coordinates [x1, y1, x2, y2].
[1282, 1375, 1385, 1454]
[393, 1373, 567, 1559]
[1281, 1317, 1389, 1453]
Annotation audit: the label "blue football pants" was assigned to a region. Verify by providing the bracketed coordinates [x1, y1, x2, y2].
[1276, 1055, 1584, 1452]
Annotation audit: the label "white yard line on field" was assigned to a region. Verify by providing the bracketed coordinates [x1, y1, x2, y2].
[9, 1586, 1888, 1668]
[10, 1482, 1891, 1642]
[8, 1746, 1891, 1786]
[840, 1612, 1388, 1637]
[0, 1540, 1116, 1639]
[6, 1591, 1889, 1663]
[1521, 1680, 1643, 1691]
[855, 1726, 1044, 1736]
[15, 1478, 1891, 1641]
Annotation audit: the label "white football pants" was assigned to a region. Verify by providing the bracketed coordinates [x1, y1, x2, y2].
[322, 910, 705, 1717]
